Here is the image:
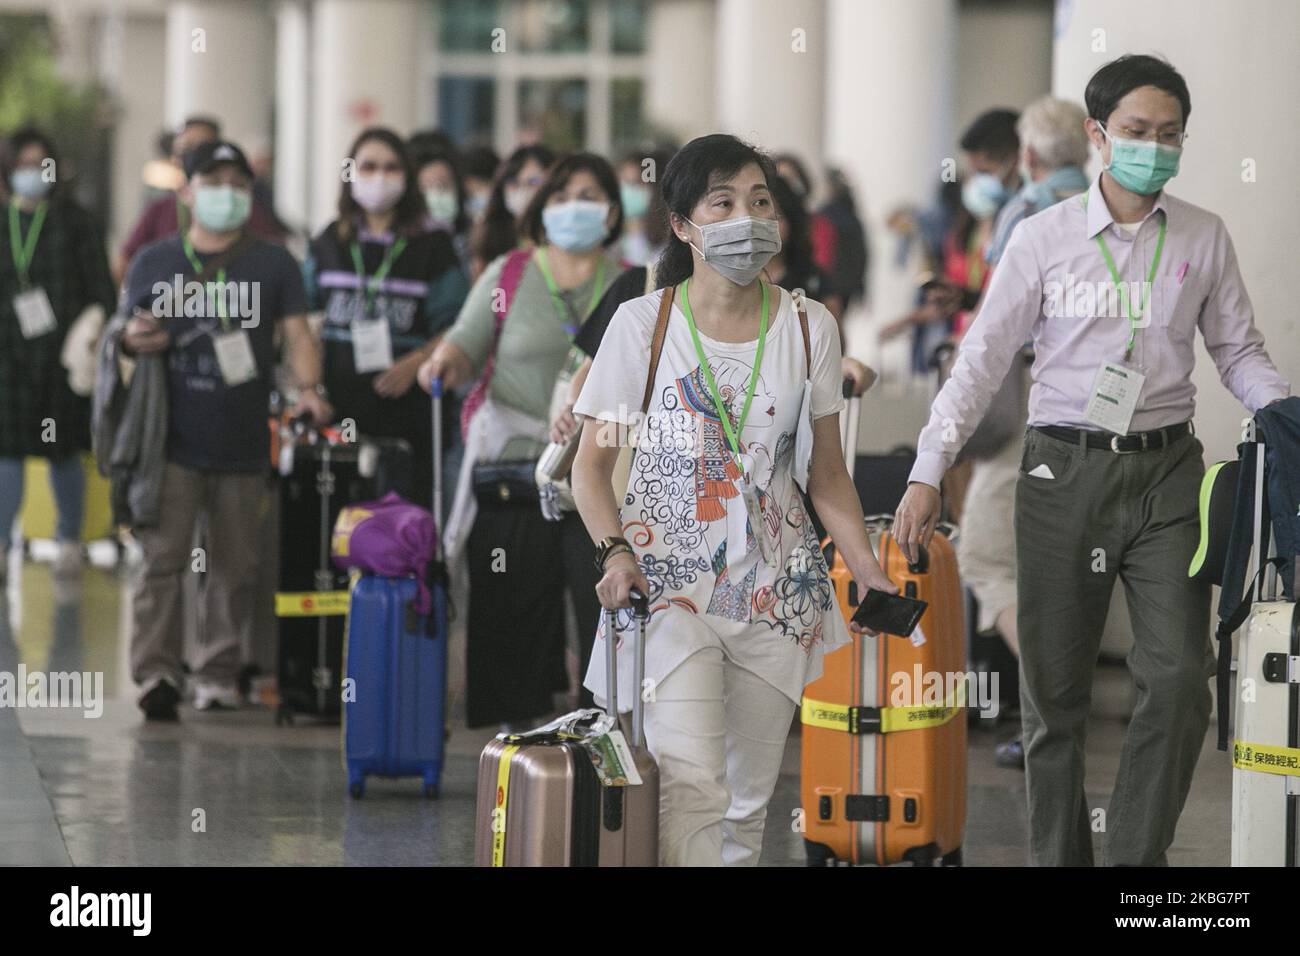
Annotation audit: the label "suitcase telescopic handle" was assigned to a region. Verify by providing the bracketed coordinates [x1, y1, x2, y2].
[430, 377, 444, 562]
[604, 588, 649, 749]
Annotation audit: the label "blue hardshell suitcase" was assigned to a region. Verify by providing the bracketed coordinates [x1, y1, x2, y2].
[343, 574, 447, 798]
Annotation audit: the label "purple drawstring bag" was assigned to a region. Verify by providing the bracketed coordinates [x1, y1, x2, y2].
[331, 491, 437, 613]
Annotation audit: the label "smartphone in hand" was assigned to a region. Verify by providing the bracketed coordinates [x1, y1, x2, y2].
[850, 588, 928, 637]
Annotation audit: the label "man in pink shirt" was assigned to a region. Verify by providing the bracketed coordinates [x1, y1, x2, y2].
[894, 55, 1290, 866]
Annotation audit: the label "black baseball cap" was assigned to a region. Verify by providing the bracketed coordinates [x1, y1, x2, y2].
[184, 140, 254, 180]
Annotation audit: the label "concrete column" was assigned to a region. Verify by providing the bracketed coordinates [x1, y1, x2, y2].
[714, 0, 825, 176]
[274, 0, 312, 233]
[165, 0, 275, 150]
[1054, 0, 1300, 465]
[824, 0, 958, 451]
[309, 0, 422, 230]
[644, 0, 717, 144]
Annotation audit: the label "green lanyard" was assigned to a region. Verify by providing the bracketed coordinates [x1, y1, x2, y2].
[8, 199, 48, 289]
[681, 278, 770, 472]
[534, 247, 607, 341]
[181, 233, 231, 329]
[350, 236, 408, 318]
[1085, 193, 1167, 362]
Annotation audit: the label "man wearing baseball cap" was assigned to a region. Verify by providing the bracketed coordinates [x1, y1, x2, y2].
[113, 116, 286, 285]
[115, 138, 330, 720]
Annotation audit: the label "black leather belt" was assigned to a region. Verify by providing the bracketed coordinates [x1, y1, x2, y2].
[1035, 421, 1192, 454]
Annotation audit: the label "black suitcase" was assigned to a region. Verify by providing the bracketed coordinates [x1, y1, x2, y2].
[275, 430, 412, 724]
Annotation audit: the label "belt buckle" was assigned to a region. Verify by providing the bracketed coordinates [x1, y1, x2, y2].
[1110, 434, 1140, 454]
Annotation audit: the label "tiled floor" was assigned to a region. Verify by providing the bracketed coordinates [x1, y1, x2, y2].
[1, 555, 1231, 866]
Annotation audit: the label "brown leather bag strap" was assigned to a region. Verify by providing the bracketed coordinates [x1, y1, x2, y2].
[796, 293, 811, 378]
[642, 285, 673, 413]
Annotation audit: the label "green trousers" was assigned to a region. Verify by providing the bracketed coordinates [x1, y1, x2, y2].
[1014, 425, 1216, 866]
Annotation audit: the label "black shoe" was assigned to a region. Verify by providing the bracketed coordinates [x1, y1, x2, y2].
[995, 736, 1024, 769]
[139, 680, 181, 721]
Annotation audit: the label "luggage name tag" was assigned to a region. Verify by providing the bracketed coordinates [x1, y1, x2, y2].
[909, 622, 927, 648]
[13, 286, 57, 339]
[792, 377, 815, 492]
[1083, 359, 1146, 436]
[212, 329, 258, 386]
[584, 728, 643, 787]
[352, 317, 394, 374]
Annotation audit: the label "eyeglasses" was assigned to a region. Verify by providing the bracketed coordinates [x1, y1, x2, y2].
[1102, 122, 1188, 147]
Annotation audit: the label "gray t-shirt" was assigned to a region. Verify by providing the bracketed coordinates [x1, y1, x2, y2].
[445, 248, 622, 459]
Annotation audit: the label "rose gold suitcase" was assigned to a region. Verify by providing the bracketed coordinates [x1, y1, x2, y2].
[473, 595, 659, 866]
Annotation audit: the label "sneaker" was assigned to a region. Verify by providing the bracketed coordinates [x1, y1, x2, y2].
[193, 682, 242, 711]
[52, 542, 83, 578]
[139, 679, 181, 721]
[995, 736, 1025, 770]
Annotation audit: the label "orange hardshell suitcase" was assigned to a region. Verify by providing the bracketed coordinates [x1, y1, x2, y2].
[800, 517, 967, 866]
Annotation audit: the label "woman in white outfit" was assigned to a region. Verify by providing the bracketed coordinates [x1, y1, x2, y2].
[570, 134, 895, 866]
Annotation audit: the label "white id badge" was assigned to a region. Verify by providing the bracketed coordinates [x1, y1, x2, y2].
[212, 330, 258, 386]
[740, 479, 778, 568]
[352, 318, 394, 374]
[1083, 360, 1146, 435]
[793, 378, 815, 492]
[13, 287, 57, 339]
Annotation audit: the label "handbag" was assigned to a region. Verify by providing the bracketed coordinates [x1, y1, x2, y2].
[473, 458, 542, 509]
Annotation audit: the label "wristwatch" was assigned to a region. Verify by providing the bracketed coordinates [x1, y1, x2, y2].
[595, 535, 633, 572]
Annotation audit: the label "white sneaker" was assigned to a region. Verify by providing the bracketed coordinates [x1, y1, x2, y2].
[52, 542, 83, 578]
[193, 682, 242, 711]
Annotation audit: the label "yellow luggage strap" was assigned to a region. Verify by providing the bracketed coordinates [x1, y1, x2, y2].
[490, 743, 521, 867]
[1231, 740, 1300, 777]
[801, 682, 966, 735]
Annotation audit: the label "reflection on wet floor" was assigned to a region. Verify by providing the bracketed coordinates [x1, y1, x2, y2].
[1, 553, 1231, 866]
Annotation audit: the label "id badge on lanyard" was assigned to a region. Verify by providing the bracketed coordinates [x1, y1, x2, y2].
[728, 456, 777, 571]
[1083, 196, 1163, 436]
[13, 286, 57, 339]
[212, 329, 258, 386]
[352, 318, 394, 373]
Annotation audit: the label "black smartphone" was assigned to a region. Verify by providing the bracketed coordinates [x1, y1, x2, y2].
[850, 588, 928, 637]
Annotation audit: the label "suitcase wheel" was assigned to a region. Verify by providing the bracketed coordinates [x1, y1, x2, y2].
[349, 781, 364, 799]
[941, 847, 963, 867]
[803, 839, 837, 867]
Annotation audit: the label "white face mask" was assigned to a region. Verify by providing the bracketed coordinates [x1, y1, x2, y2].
[685, 215, 782, 286]
[352, 172, 405, 213]
[504, 185, 533, 218]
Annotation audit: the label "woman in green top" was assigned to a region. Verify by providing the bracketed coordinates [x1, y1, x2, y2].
[419, 153, 625, 729]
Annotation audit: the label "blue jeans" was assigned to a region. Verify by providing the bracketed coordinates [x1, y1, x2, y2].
[0, 456, 85, 548]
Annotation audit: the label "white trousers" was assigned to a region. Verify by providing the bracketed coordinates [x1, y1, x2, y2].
[641, 647, 796, 867]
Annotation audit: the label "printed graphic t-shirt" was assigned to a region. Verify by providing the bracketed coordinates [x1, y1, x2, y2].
[122, 235, 307, 472]
[574, 284, 849, 708]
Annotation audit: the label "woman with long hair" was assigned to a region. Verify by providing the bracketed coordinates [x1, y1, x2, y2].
[418, 153, 625, 730]
[569, 133, 895, 866]
[467, 144, 555, 280]
[302, 127, 468, 507]
[0, 127, 115, 579]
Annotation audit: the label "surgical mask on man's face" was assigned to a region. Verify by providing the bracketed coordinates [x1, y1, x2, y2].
[1099, 124, 1181, 196]
[193, 184, 252, 232]
[9, 168, 52, 201]
[961, 172, 1009, 219]
[685, 215, 782, 286]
